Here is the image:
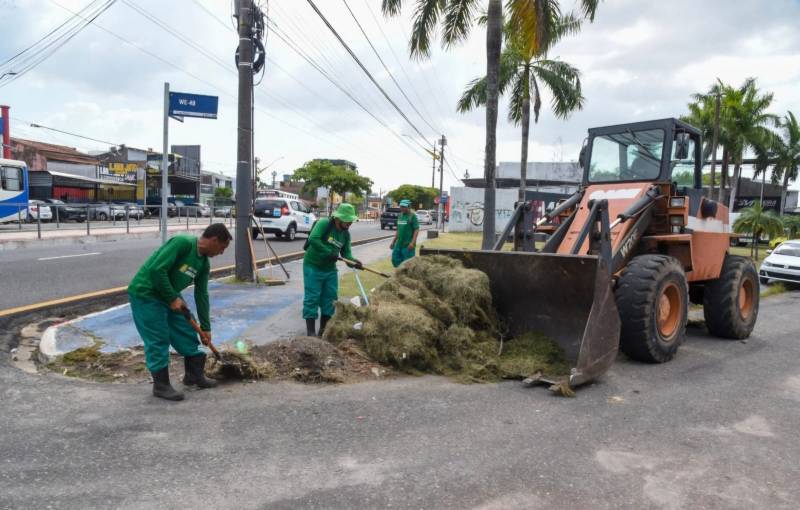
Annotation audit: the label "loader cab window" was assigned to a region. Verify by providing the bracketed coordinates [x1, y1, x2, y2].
[670, 135, 698, 187]
[588, 129, 664, 183]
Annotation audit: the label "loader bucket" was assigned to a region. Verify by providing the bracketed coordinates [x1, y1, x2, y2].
[420, 248, 621, 387]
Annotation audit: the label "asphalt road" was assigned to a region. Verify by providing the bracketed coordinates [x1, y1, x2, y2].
[1, 292, 798, 509]
[0, 222, 394, 311]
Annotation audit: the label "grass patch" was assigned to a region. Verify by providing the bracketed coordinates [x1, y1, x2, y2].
[729, 246, 768, 265]
[339, 258, 395, 299]
[419, 232, 518, 251]
[761, 282, 787, 298]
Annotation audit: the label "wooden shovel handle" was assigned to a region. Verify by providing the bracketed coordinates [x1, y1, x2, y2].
[180, 307, 222, 360]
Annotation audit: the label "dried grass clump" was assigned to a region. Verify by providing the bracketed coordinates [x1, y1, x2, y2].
[206, 350, 274, 380]
[324, 255, 570, 383]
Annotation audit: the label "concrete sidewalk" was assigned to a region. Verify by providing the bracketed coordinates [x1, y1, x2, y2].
[0, 221, 215, 250]
[39, 239, 393, 359]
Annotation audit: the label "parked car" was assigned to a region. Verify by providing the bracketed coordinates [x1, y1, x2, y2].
[27, 200, 52, 222]
[252, 198, 316, 241]
[415, 209, 433, 225]
[89, 203, 126, 221]
[145, 202, 177, 217]
[43, 199, 87, 222]
[114, 202, 144, 220]
[214, 205, 233, 217]
[759, 240, 800, 285]
[380, 207, 401, 230]
[174, 201, 210, 217]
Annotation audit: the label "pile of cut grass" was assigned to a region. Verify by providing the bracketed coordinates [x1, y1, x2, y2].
[324, 255, 570, 383]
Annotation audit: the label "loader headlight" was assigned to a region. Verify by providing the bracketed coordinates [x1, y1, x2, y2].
[669, 197, 686, 208]
[669, 215, 685, 226]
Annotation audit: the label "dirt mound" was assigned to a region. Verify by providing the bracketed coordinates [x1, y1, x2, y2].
[324, 255, 570, 382]
[249, 336, 388, 383]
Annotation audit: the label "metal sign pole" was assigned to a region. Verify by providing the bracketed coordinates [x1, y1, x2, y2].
[161, 82, 170, 244]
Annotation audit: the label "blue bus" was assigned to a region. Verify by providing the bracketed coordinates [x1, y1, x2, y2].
[0, 158, 29, 223]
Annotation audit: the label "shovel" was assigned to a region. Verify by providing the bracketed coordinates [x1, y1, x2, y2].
[338, 257, 391, 278]
[179, 306, 228, 365]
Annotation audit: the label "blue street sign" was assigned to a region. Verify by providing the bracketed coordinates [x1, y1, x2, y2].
[168, 92, 218, 119]
[441, 194, 448, 204]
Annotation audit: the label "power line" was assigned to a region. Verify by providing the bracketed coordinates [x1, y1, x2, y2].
[182, 0, 414, 161]
[360, 0, 442, 133]
[340, 0, 439, 136]
[1, 0, 118, 88]
[304, 0, 430, 142]
[11, 117, 121, 146]
[267, 19, 428, 161]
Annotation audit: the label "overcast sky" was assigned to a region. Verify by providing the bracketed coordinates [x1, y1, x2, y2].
[2, 0, 799, 192]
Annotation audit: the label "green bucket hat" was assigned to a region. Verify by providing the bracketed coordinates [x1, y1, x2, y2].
[399, 199, 411, 207]
[332, 203, 357, 223]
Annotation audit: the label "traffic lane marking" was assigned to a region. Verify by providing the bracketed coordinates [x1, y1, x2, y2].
[37, 252, 102, 261]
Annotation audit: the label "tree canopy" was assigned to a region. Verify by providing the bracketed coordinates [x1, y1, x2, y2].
[291, 160, 373, 201]
[387, 184, 439, 210]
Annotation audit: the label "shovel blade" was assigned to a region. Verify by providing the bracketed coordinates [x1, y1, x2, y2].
[420, 248, 620, 386]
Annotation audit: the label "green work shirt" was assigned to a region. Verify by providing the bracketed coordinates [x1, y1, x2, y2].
[303, 218, 353, 271]
[396, 211, 419, 247]
[128, 236, 211, 331]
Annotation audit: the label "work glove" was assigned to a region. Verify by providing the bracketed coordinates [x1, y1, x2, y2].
[346, 259, 364, 270]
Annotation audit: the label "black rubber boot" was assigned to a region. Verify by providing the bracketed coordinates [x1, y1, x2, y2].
[182, 354, 218, 389]
[151, 368, 184, 401]
[306, 318, 316, 337]
[319, 315, 332, 337]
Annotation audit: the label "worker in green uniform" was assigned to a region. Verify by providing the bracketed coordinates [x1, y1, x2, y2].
[390, 199, 419, 267]
[128, 224, 232, 401]
[303, 203, 363, 337]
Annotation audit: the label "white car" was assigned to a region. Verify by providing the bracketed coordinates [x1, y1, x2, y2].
[27, 200, 52, 222]
[415, 209, 433, 225]
[759, 240, 800, 285]
[252, 198, 316, 241]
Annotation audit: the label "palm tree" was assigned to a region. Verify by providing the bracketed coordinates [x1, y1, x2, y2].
[457, 26, 583, 201]
[683, 84, 724, 197]
[770, 112, 800, 216]
[733, 201, 784, 260]
[782, 214, 800, 238]
[381, 0, 599, 249]
[718, 78, 778, 213]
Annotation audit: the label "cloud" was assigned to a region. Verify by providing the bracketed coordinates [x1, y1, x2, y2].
[2, 0, 798, 191]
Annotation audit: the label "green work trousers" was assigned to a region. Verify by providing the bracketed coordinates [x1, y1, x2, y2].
[391, 246, 415, 268]
[129, 293, 202, 372]
[303, 263, 338, 319]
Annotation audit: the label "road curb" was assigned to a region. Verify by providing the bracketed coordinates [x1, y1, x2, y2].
[0, 233, 395, 320]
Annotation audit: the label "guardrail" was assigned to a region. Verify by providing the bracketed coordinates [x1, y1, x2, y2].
[1, 202, 236, 239]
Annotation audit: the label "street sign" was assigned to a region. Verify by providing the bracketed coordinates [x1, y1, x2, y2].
[168, 92, 218, 119]
[441, 194, 448, 204]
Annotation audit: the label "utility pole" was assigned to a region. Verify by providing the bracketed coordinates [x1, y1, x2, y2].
[1, 105, 10, 159]
[431, 143, 437, 189]
[271, 170, 277, 189]
[160, 83, 169, 244]
[235, 0, 254, 281]
[437, 134, 446, 230]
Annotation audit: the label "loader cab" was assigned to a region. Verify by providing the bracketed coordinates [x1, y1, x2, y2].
[581, 118, 702, 189]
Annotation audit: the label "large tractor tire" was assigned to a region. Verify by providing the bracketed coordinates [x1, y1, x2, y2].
[703, 255, 759, 339]
[615, 255, 688, 363]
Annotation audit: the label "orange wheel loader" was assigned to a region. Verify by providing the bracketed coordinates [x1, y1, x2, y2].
[421, 118, 759, 389]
